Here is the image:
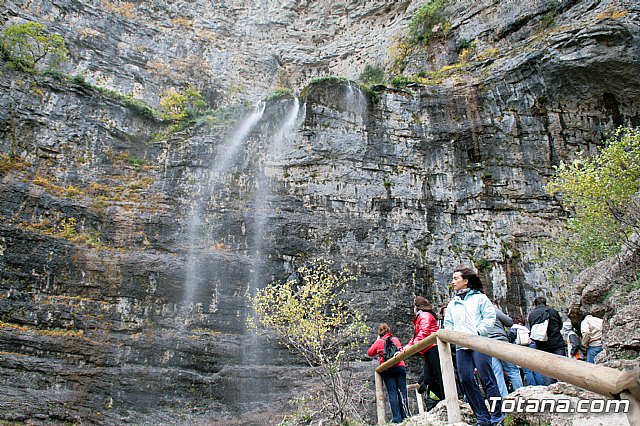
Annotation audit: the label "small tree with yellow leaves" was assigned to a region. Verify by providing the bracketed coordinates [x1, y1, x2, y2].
[249, 259, 370, 425]
[158, 85, 206, 121]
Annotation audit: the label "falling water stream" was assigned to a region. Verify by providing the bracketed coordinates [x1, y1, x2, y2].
[345, 81, 368, 119]
[181, 102, 266, 322]
[247, 97, 302, 302]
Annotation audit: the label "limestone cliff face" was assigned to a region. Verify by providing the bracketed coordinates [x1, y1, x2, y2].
[0, 0, 639, 423]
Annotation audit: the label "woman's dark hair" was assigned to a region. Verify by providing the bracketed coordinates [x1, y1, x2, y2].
[378, 323, 391, 337]
[454, 265, 484, 291]
[512, 314, 525, 325]
[439, 304, 447, 316]
[414, 295, 432, 311]
[533, 296, 547, 306]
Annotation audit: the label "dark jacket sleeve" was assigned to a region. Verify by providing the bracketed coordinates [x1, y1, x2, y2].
[496, 309, 513, 328]
[569, 333, 581, 356]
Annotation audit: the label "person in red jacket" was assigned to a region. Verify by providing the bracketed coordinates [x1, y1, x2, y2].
[367, 323, 408, 423]
[404, 296, 444, 405]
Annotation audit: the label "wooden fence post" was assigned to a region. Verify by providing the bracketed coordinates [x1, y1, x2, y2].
[375, 371, 386, 425]
[621, 391, 640, 426]
[437, 336, 462, 424]
[415, 387, 425, 414]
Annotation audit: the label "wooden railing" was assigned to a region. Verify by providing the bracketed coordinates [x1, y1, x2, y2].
[374, 329, 640, 425]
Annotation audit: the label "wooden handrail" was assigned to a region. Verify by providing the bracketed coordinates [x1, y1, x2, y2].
[373, 329, 640, 425]
[375, 333, 437, 373]
[436, 329, 639, 399]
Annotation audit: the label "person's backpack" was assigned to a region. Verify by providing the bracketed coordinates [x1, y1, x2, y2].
[530, 310, 549, 342]
[513, 325, 531, 346]
[382, 336, 399, 362]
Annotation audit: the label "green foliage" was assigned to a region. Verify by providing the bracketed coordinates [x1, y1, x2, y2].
[265, 87, 294, 101]
[249, 258, 369, 363]
[407, 0, 450, 46]
[86, 81, 157, 119]
[41, 69, 66, 80]
[388, 61, 469, 87]
[473, 258, 492, 272]
[357, 83, 381, 105]
[358, 64, 385, 102]
[39, 71, 157, 119]
[159, 85, 206, 121]
[358, 64, 385, 86]
[545, 127, 640, 266]
[389, 75, 410, 87]
[540, 127, 640, 306]
[20, 217, 109, 251]
[249, 259, 370, 425]
[0, 153, 30, 174]
[309, 76, 348, 86]
[0, 22, 68, 72]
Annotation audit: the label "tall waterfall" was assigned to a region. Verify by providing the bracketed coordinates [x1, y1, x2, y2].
[248, 98, 302, 298]
[181, 102, 266, 321]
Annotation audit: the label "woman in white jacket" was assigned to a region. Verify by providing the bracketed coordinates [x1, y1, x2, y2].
[444, 265, 503, 426]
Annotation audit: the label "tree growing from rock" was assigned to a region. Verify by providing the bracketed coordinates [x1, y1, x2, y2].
[248, 259, 370, 425]
[159, 85, 207, 121]
[543, 127, 640, 303]
[0, 22, 68, 72]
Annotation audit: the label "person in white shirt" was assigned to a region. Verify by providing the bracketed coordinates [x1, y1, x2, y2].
[580, 314, 603, 363]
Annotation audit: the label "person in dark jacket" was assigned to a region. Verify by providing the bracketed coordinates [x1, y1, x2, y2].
[403, 296, 444, 406]
[367, 323, 408, 423]
[527, 296, 566, 385]
[562, 320, 585, 360]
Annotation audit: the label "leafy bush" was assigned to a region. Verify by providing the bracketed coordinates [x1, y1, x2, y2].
[540, 127, 640, 304]
[265, 87, 294, 101]
[249, 259, 370, 425]
[358, 63, 385, 86]
[0, 22, 68, 72]
[407, 0, 450, 45]
[159, 85, 207, 120]
[309, 76, 348, 86]
[545, 127, 640, 266]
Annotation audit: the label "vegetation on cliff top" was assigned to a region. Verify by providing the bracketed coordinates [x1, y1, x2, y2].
[406, 0, 450, 46]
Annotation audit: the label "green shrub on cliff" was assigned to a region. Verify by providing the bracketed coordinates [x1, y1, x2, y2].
[546, 127, 640, 266]
[407, 0, 450, 45]
[358, 63, 385, 86]
[541, 127, 640, 303]
[265, 87, 294, 101]
[0, 22, 68, 72]
[159, 85, 207, 121]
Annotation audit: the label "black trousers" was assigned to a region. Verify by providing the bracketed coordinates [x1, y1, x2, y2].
[421, 346, 445, 400]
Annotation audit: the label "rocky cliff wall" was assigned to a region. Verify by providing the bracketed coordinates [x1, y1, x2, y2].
[0, 0, 639, 424]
